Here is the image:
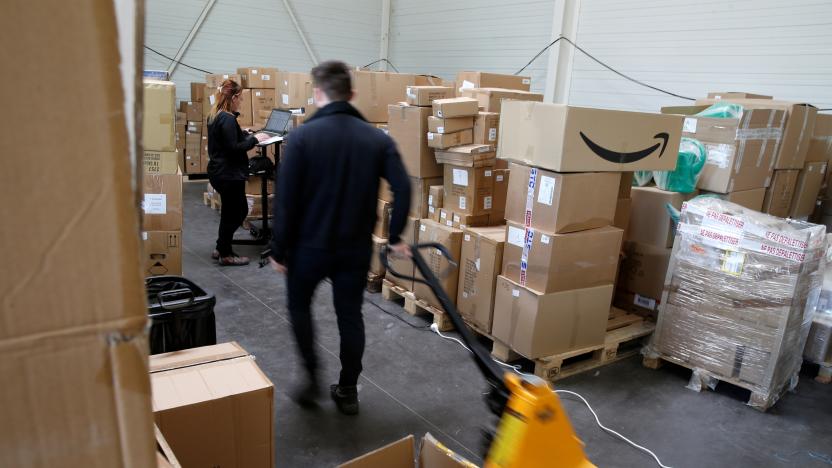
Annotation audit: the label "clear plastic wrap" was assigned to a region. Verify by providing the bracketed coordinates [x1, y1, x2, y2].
[644, 197, 826, 409]
[804, 235, 832, 365]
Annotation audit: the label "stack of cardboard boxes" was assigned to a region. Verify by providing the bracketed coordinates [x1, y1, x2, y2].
[487, 100, 682, 359]
[646, 197, 825, 409]
[812, 115, 832, 227]
[143, 79, 184, 276]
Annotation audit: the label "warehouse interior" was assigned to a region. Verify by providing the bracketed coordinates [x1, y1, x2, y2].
[4, 0, 832, 467]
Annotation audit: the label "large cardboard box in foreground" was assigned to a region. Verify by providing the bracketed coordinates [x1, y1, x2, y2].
[338, 433, 474, 467]
[151, 342, 274, 468]
[493, 277, 612, 358]
[414, 220, 463, 310]
[499, 101, 683, 172]
[457, 71, 531, 92]
[627, 186, 695, 248]
[352, 70, 418, 122]
[143, 79, 177, 152]
[505, 163, 618, 233]
[388, 104, 440, 178]
[1, 1, 155, 463]
[502, 223, 622, 294]
[457, 226, 505, 333]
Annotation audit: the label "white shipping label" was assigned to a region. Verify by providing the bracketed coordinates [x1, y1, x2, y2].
[522, 78, 531, 85]
[440, 211, 447, 220]
[537, 175, 556, 206]
[475, 258, 481, 271]
[282, 94, 289, 105]
[142, 232, 148, 241]
[488, 128, 497, 141]
[222, 74, 230, 79]
[251, 69, 258, 74]
[428, 195, 434, 205]
[406, 87, 415, 98]
[634, 294, 657, 311]
[512, 289, 520, 297]
[496, 175, 504, 182]
[453, 214, 461, 223]
[485, 170, 492, 177]
[420, 225, 426, 232]
[721, 251, 746, 276]
[284, 80, 289, 86]
[464, 234, 471, 242]
[209, 95, 216, 105]
[459, 197, 467, 210]
[705, 144, 732, 169]
[428, 133, 435, 140]
[683, 117, 698, 133]
[540, 234, 550, 245]
[307, 97, 314, 105]
[484, 196, 492, 210]
[261, 74, 270, 80]
[437, 126, 445, 133]
[143, 194, 167, 214]
[446, 220, 454, 227]
[507, 226, 525, 247]
[429, 206, 435, 214]
[461, 80, 475, 90]
[453, 168, 469, 186]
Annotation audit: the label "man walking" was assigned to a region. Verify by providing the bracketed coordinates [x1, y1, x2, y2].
[269, 60, 411, 415]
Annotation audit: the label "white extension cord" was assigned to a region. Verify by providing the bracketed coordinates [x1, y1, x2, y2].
[429, 323, 673, 468]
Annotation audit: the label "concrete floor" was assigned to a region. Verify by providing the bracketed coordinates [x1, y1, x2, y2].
[181, 183, 831, 468]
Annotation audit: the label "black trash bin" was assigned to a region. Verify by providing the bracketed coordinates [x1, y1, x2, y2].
[146, 275, 217, 355]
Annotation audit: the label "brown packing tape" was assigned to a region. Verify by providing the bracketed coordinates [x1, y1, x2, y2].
[160, 113, 172, 124]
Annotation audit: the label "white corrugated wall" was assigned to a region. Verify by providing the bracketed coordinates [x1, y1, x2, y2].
[569, 0, 832, 111]
[144, 0, 382, 102]
[387, 0, 556, 93]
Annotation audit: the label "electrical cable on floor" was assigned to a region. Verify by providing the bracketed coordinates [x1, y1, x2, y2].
[514, 35, 695, 101]
[361, 58, 400, 73]
[430, 324, 673, 468]
[144, 45, 213, 74]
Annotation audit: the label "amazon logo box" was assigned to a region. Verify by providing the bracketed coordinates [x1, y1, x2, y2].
[497, 101, 683, 172]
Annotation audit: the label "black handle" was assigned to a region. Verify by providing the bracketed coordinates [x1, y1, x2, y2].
[381, 242, 458, 286]
[157, 288, 195, 311]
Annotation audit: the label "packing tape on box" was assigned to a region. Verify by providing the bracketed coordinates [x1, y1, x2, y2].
[159, 113, 172, 124]
[524, 167, 538, 227]
[519, 227, 535, 287]
[756, 111, 778, 168]
[734, 109, 752, 175]
[795, 107, 811, 157]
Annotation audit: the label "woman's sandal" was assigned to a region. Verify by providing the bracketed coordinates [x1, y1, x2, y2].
[218, 255, 250, 266]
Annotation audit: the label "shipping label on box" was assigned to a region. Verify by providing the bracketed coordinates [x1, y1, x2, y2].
[142, 172, 183, 231]
[499, 101, 683, 172]
[444, 165, 494, 216]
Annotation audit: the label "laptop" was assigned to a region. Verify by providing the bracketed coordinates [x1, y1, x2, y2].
[255, 109, 292, 145]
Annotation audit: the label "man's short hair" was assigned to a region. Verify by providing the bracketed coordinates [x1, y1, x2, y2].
[311, 60, 352, 102]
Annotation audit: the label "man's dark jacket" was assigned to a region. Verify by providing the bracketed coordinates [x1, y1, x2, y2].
[270, 101, 411, 264]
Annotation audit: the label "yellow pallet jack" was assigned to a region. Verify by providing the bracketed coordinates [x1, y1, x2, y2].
[383, 243, 596, 468]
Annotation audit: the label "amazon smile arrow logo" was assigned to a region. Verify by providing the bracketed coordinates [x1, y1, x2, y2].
[579, 131, 670, 164]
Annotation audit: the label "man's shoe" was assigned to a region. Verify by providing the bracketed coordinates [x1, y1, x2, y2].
[290, 378, 321, 409]
[330, 384, 359, 415]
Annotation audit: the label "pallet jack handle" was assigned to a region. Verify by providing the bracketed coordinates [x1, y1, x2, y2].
[382, 243, 510, 414]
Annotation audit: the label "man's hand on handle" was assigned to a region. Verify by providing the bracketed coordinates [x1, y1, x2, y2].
[388, 242, 412, 259]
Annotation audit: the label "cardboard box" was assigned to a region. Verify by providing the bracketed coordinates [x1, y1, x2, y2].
[151, 343, 274, 468]
[236, 89, 253, 127]
[451, 211, 490, 230]
[457, 227, 505, 333]
[618, 241, 672, 305]
[434, 144, 495, 167]
[251, 88, 276, 115]
[370, 235, 388, 277]
[427, 115, 474, 134]
[176, 111, 187, 126]
[410, 176, 444, 218]
[473, 111, 500, 145]
[144, 150, 180, 174]
[492, 168, 509, 216]
[444, 165, 494, 216]
[143, 79, 177, 152]
[505, 162, 619, 233]
[352, 70, 417, 122]
[806, 114, 832, 163]
[414, 220, 463, 310]
[143, 230, 182, 276]
[179, 100, 202, 122]
[704, 188, 767, 212]
[245, 175, 274, 195]
[460, 87, 543, 113]
[203, 86, 217, 117]
[190, 82, 205, 102]
[388, 104, 440, 178]
[427, 129, 473, 149]
[185, 132, 201, 173]
[386, 217, 420, 290]
[205, 73, 242, 89]
[695, 98, 818, 170]
[428, 185, 443, 214]
[200, 134, 209, 172]
[614, 197, 632, 232]
[627, 186, 694, 248]
[493, 277, 612, 358]
[763, 170, 799, 217]
[502, 222, 623, 294]
[790, 161, 827, 218]
[499, 101, 683, 172]
[619, 172, 633, 199]
[374, 199, 392, 239]
[437, 208, 452, 226]
[707, 91, 772, 100]
[406, 86, 453, 106]
[276, 72, 315, 112]
[432, 97, 479, 118]
[236, 67, 277, 89]
[338, 433, 473, 468]
[246, 194, 274, 219]
[457, 71, 531, 92]
[143, 171, 183, 231]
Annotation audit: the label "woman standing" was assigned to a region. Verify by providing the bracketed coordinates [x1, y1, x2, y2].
[206, 79, 269, 266]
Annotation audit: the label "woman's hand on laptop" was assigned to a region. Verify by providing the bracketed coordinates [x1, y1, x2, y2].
[254, 133, 270, 142]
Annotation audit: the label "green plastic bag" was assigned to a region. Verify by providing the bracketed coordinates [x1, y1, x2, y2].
[695, 102, 743, 119]
[632, 171, 653, 186]
[653, 137, 707, 193]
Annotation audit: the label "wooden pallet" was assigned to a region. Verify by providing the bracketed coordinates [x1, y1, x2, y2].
[642, 355, 795, 411]
[366, 273, 384, 293]
[381, 280, 453, 331]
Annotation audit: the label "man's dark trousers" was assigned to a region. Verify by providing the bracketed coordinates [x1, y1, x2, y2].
[286, 246, 369, 387]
